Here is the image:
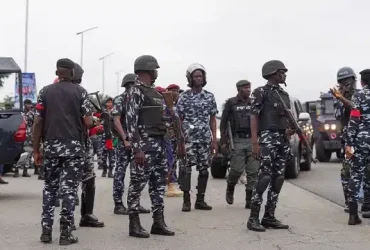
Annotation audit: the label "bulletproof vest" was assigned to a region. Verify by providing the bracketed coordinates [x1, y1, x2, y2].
[228, 96, 251, 133]
[259, 86, 290, 132]
[42, 81, 85, 142]
[136, 85, 167, 136]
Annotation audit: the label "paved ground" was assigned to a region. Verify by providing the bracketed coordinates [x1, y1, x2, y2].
[1, 164, 370, 250]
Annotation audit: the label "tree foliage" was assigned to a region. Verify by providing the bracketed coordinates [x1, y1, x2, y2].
[3, 95, 14, 108]
[0, 74, 10, 87]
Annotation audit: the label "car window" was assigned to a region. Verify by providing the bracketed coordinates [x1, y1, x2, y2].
[295, 101, 303, 114]
[290, 100, 298, 120]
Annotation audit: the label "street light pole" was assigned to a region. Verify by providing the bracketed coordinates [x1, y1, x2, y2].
[115, 70, 124, 94]
[24, 0, 29, 72]
[76, 26, 98, 67]
[99, 52, 114, 96]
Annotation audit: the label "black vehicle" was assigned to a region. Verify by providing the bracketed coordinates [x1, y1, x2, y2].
[305, 92, 342, 162]
[211, 97, 313, 179]
[0, 57, 26, 174]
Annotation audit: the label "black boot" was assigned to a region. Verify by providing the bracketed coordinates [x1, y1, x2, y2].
[182, 192, 191, 212]
[13, 168, 19, 178]
[194, 170, 212, 210]
[80, 182, 104, 228]
[261, 206, 289, 229]
[226, 182, 236, 205]
[114, 203, 129, 215]
[139, 205, 151, 214]
[22, 167, 31, 177]
[129, 213, 150, 238]
[40, 228, 52, 243]
[245, 190, 253, 209]
[59, 222, 78, 246]
[247, 205, 266, 232]
[348, 202, 362, 225]
[108, 168, 114, 178]
[75, 195, 80, 206]
[38, 165, 45, 180]
[361, 189, 370, 212]
[34, 166, 40, 175]
[150, 210, 175, 236]
[101, 168, 107, 177]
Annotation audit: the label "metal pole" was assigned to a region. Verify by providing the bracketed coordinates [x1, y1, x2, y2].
[24, 0, 29, 72]
[98, 52, 114, 96]
[80, 33, 84, 67]
[115, 70, 124, 94]
[102, 60, 105, 95]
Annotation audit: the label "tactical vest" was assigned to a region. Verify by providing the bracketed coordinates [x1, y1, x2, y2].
[42, 81, 85, 142]
[136, 85, 167, 136]
[259, 86, 290, 132]
[228, 97, 251, 133]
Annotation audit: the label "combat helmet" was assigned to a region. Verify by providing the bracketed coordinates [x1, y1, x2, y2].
[262, 60, 288, 80]
[186, 63, 207, 87]
[337, 67, 356, 82]
[134, 55, 160, 73]
[121, 73, 137, 87]
[73, 63, 84, 84]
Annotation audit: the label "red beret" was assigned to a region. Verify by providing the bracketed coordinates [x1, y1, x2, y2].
[166, 84, 180, 90]
[155, 86, 166, 93]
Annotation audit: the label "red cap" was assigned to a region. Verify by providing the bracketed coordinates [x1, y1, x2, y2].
[155, 86, 166, 93]
[166, 84, 180, 90]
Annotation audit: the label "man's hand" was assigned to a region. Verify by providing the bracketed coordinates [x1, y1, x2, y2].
[252, 143, 260, 160]
[345, 146, 354, 158]
[123, 140, 132, 151]
[330, 87, 344, 99]
[134, 151, 145, 166]
[34, 151, 42, 166]
[211, 140, 218, 155]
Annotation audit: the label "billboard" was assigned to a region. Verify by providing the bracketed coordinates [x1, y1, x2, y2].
[14, 73, 37, 108]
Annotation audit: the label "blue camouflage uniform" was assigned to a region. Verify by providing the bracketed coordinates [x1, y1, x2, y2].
[98, 111, 116, 177]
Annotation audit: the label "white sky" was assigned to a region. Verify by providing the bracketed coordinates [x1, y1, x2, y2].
[1, 0, 369, 109]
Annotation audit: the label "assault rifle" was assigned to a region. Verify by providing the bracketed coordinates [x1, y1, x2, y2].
[274, 90, 317, 164]
[227, 120, 235, 151]
[88, 91, 113, 150]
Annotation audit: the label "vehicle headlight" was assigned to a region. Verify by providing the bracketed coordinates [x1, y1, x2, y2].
[216, 128, 221, 139]
[330, 124, 336, 130]
[324, 124, 330, 130]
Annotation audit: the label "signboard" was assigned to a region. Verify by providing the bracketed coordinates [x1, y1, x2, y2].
[14, 73, 37, 108]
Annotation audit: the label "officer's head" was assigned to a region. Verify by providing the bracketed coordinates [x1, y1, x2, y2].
[236, 80, 251, 98]
[166, 84, 180, 102]
[337, 67, 356, 91]
[55, 58, 75, 81]
[186, 63, 207, 88]
[262, 60, 287, 85]
[24, 99, 32, 110]
[134, 55, 160, 85]
[121, 73, 137, 91]
[72, 63, 84, 84]
[359, 69, 370, 87]
[105, 97, 113, 109]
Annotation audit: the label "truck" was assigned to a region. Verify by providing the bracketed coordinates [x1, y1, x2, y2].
[211, 96, 313, 179]
[0, 57, 27, 174]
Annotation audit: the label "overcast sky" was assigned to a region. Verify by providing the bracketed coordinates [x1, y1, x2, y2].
[0, 0, 369, 109]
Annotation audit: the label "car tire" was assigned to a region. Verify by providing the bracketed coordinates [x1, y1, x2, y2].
[315, 139, 332, 162]
[286, 153, 300, 179]
[210, 156, 228, 179]
[300, 144, 312, 171]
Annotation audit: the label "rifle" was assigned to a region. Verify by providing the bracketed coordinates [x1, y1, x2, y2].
[227, 120, 234, 151]
[274, 90, 317, 164]
[88, 91, 114, 150]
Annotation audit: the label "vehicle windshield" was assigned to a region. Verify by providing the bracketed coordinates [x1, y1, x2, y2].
[321, 99, 335, 114]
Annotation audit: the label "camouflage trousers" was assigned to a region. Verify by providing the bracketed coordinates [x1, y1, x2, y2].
[113, 140, 132, 204]
[166, 140, 177, 183]
[228, 137, 259, 191]
[41, 156, 83, 231]
[127, 141, 167, 214]
[82, 139, 95, 182]
[98, 135, 116, 170]
[251, 132, 291, 208]
[184, 142, 212, 171]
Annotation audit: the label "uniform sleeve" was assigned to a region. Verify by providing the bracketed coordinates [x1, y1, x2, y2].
[176, 94, 185, 119]
[220, 99, 231, 145]
[80, 89, 92, 117]
[346, 92, 362, 146]
[125, 87, 144, 152]
[35, 87, 46, 118]
[250, 87, 264, 115]
[209, 94, 218, 116]
[112, 96, 123, 117]
[333, 98, 344, 121]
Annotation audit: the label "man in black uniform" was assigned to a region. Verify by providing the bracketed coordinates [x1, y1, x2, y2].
[33, 58, 94, 245]
[247, 60, 293, 232]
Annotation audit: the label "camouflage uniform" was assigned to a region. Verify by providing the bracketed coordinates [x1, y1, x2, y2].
[99, 127, 116, 177]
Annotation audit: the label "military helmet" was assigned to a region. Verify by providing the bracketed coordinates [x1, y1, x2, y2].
[134, 55, 160, 73]
[121, 73, 137, 87]
[337, 67, 356, 81]
[73, 63, 84, 83]
[262, 60, 288, 80]
[186, 63, 207, 87]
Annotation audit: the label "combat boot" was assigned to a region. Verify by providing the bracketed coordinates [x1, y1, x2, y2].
[75, 195, 80, 206]
[108, 168, 114, 178]
[150, 210, 175, 236]
[38, 165, 45, 180]
[101, 168, 107, 177]
[194, 170, 212, 210]
[245, 190, 253, 209]
[348, 202, 362, 225]
[361, 190, 370, 212]
[114, 203, 129, 215]
[139, 205, 151, 214]
[195, 194, 212, 210]
[225, 182, 236, 205]
[261, 206, 289, 229]
[59, 222, 78, 246]
[129, 213, 150, 238]
[22, 167, 31, 177]
[166, 183, 178, 197]
[40, 227, 52, 243]
[13, 168, 19, 178]
[182, 192, 191, 212]
[247, 205, 266, 232]
[80, 184, 105, 228]
[34, 166, 40, 175]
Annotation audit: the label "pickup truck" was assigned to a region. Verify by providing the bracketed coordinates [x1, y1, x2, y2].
[211, 96, 313, 179]
[0, 57, 27, 174]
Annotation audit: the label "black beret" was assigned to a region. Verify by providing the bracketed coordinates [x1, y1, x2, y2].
[236, 80, 251, 87]
[23, 99, 32, 104]
[359, 69, 370, 81]
[56, 58, 75, 69]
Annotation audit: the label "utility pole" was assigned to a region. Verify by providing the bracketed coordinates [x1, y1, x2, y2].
[76, 26, 98, 67]
[115, 70, 125, 94]
[99, 53, 114, 95]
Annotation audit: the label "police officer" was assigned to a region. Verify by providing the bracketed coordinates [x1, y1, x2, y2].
[33, 58, 93, 245]
[345, 69, 370, 224]
[247, 60, 292, 232]
[220, 80, 258, 208]
[177, 63, 218, 212]
[112, 73, 150, 215]
[331, 67, 370, 214]
[125, 55, 174, 238]
[72, 63, 105, 229]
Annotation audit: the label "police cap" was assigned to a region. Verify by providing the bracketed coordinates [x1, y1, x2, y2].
[24, 99, 32, 104]
[56, 58, 75, 69]
[359, 69, 370, 81]
[236, 80, 251, 88]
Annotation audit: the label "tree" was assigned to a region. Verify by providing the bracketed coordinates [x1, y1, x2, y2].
[0, 74, 10, 87]
[3, 95, 14, 107]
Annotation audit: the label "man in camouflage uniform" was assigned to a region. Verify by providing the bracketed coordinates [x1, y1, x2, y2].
[176, 63, 218, 212]
[247, 60, 293, 232]
[332, 67, 370, 214]
[14, 99, 34, 178]
[345, 69, 370, 225]
[33, 58, 93, 245]
[112, 73, 150, 215]
[220, 80, 258, 208]
[126, 55, 174, 238]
